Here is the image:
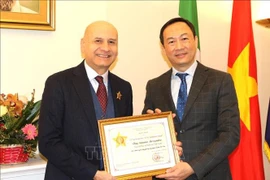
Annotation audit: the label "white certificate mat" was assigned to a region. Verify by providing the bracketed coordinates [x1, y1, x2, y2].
[98, 112, 179, 179]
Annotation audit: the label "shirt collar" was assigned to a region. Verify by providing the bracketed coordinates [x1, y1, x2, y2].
[84, 60, 109, 84]
[172, 61, 198, 79]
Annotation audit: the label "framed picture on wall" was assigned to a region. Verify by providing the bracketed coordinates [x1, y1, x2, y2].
[0, 0, 55, 31]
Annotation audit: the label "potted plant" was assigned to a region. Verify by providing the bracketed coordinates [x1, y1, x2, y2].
[0, 89, 41, 164]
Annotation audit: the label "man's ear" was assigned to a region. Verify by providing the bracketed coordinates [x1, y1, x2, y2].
[195, 36, 198, 49]
[80, 38, 85, 59]
[160, 42, 166, 55]
[159, 42, 171, 67]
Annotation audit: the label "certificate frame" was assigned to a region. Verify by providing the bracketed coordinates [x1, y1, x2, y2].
[0, 0, 55, 31]
[98, 111, 180, 179]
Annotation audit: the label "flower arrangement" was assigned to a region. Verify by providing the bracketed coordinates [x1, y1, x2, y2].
[0, 90, 41, 158]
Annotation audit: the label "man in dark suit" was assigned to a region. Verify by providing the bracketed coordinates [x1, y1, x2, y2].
[143, 17, 240, 180]
[39, 21, 132, 180]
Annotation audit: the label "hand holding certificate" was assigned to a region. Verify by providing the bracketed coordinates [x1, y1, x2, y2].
[98, 111, 180, 179]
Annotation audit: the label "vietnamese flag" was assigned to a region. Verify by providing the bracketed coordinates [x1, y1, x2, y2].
[227, 0, 265, 179]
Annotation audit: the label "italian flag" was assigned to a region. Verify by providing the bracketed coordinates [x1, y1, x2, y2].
[227, 0, 265, 179]
[179, 0, 200, 60]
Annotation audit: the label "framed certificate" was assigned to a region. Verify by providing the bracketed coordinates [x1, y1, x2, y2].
[98, 111, 180, 179]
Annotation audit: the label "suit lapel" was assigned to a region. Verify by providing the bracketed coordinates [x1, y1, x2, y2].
[183, 62, 208, 120]
[72, 61, 99, 136]
[161, 69, 177, 113]
[108, 72, 121, 117]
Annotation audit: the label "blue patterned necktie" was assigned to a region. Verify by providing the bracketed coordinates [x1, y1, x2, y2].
[176, 73, 188, 122]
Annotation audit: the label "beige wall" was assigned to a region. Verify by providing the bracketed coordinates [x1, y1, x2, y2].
[1, 1, 269, 178]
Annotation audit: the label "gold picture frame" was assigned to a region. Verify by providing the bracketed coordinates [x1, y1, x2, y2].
[98, 111, 180, 180]
[0, 0, 55, 31]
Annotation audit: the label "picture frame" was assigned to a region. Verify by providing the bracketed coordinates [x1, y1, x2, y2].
[0, 0, 55, 31]
[98, 111, 180, 180]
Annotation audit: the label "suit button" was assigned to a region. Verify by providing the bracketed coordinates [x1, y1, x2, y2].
[179, 129, 185, 134]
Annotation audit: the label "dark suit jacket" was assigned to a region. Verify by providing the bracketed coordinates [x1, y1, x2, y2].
[39, 61, 133, 180]
[143, 62, 240, 180]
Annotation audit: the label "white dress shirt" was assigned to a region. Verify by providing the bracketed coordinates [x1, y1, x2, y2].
[84, 61, 109, 93]
[171, 61, 198, 108]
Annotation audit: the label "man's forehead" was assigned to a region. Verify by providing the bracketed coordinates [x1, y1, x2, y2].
[88, 28, 117, 38]
[93, 36, 118, 41]
[83, 21, 118, 41]
[165, 22, 190, 32]
[164, 24, 192, 37]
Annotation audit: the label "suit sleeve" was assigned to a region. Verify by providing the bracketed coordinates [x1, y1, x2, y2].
[142, 80, 154, 114]
[125, 82, 133, 116]
[38, 76, 98, 179]
[189, 74, 240, 179]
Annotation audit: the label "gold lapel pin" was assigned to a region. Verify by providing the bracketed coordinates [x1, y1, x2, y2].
[116, 91, 122, 100]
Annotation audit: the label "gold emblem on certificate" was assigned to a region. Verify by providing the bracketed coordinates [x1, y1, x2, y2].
[113, 132, 127, 147]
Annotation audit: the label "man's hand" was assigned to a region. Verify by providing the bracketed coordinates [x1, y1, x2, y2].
[147, 109, 182, 156]
[146, 108, 176, 118]
[156, 162, 194, 180]
[94, 171, 116, 180]
[146, 108, 162, 114]
[175, 141, 183, 156]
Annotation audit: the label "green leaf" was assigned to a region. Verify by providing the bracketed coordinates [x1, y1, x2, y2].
[26, 101, 41, 122]
[11, 100, 41, 131]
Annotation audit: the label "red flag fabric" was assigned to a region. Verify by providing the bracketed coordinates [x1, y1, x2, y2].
[227, 0, 265, 179]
